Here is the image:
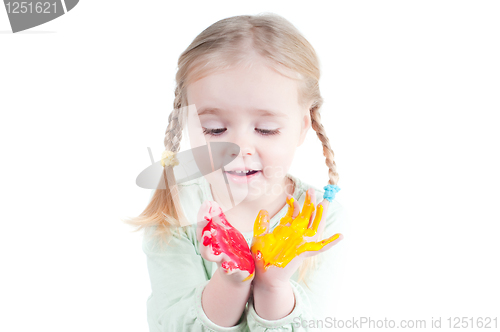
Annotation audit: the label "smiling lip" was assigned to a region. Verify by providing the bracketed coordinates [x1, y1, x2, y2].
[224, 170, 261, 183]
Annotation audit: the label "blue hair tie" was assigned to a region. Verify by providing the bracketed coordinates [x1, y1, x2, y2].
[323, 184, 341, 202]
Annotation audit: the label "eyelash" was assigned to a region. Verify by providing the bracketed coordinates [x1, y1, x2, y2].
[257, 128, 281, 136]
[202, 127, 280, 137]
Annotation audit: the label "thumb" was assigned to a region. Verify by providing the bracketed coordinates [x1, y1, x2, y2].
[196, 201, 213, 241]
[314, 198, 330, 237]
[253, 210, 270, 237]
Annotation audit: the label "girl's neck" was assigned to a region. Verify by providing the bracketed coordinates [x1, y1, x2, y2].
[209, 176, 295, 233]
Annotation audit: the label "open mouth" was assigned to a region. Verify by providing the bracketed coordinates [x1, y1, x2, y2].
[226, 170, 260, 177]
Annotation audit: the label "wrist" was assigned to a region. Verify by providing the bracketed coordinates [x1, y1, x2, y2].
[252, 280, 295, 320]
[217, 266, 254, 288]
[253, 279, 291, 294]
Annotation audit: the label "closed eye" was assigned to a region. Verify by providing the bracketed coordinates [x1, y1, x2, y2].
[202, 127, 226, 136]
[256, 128, 280, 136]
[202, 128, 281, 137]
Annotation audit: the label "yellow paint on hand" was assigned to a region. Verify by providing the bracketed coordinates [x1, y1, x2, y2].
[251, 191, 340, 270]
[242, 272, 254, 282]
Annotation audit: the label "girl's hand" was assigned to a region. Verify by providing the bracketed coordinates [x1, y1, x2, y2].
[250, 189, 343, 289]
[196, 201, 255, 284]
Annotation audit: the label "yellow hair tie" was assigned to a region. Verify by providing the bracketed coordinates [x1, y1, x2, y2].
[161, 150, 179, 167]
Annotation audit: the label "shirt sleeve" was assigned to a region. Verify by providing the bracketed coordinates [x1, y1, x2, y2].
[245, 198, 350, 331]
[143, 226, 250, 332]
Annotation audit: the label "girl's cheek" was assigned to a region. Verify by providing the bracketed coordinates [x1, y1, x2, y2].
[186, 123, 205, 147]
[189, 136, 206, 149]
[267, 142, 294, 158]
[272, 150, 296, 176]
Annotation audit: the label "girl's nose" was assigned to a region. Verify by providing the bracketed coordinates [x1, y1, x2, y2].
[231, 144, 254, 157]
[230, 136, 255, 157]
[240, 145, 254, 156]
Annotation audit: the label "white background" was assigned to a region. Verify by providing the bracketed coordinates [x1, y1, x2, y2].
[1, 1, 499, 331]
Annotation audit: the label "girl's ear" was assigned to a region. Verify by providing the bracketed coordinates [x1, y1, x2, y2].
[298, 105, 312, 147]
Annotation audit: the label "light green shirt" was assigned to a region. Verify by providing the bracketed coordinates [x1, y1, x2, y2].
[142, 173, 349, 331]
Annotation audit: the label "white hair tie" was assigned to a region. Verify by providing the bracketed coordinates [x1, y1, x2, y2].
[161, 150, 179, 167]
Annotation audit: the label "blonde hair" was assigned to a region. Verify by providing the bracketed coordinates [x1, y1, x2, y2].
[123, 13, 340, 288]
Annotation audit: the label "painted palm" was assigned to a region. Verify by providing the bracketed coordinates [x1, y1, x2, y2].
[251, 190, 341, 270]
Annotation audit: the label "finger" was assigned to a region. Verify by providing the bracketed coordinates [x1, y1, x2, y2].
[293, 189, 315, 230]
[196, 201, 214, 241]
[300, 189, 316, 221]
[315, 198, 330, 237]
[296, 233, 343, 256]
[211, 202, 235, 229]
[312, 233, 344, 255]
[254, 210, 270, 237]
[209, 202, 223, 226]
[317, 234, 344, 254]
[198, 202, 224, 260]
[279, 195, 296, 226]
[307, 189, 317, 227]
[304, 203, 323, 237]
[290, 195, 300, 219]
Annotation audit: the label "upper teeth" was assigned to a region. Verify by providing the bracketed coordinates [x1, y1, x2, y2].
[235, 170, 251, 173]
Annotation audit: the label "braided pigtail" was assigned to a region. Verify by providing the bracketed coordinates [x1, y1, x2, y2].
[122, 86, 188, 251]
[310, 100, 339, 185]
[297, 97, 340, 288]
[164, 86, 185, 152]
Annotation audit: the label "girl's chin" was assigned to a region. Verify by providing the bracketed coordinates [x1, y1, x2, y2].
[208, 172, 289, 201]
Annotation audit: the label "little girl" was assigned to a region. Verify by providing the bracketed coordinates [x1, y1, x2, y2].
[125, 13, 348, 331]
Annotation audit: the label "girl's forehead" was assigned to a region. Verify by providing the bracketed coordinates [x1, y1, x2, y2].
[188, 49, 300, 80]
[186, 64, 301, 108]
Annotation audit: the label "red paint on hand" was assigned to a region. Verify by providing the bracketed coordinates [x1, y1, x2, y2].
[202, 207, 255, 276]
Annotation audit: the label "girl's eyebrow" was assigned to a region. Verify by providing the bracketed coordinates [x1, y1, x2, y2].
[254, 109, 288, 118]
[197, 107, 288, 118]
[197, 107, 221, 117]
